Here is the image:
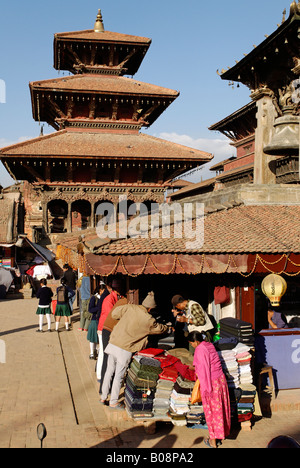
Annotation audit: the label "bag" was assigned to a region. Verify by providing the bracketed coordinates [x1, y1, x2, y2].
[190, 379, 202, 404]
[214, 286, 230, 305]
[57, 285, 68, 304]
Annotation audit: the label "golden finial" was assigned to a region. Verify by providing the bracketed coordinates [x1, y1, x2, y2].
[94, 9, 105, 33]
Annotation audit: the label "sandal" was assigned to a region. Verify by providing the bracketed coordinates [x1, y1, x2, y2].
[204, 438, 217, 449]
[109, 403, 124, 410]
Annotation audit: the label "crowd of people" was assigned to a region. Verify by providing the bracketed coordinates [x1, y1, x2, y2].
[34, 267, 233, 448]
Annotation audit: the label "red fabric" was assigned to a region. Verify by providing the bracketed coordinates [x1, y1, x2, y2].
[173, 361, 196, 382]
[214, 286, 230, 305]
[26, 266, 36, 277]
[137, 348, 165, 358]
[159, 367, 179, 382]
[155, 355, 179, 368]
[238, 413, 253, 422]
[97, 291, 118, 331]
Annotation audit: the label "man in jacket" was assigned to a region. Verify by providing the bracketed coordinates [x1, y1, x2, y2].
[171, 294, 214, 343]
[100, 291, 169, 409]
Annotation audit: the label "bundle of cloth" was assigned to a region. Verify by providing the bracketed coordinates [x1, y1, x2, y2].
[169, 376, 193, 417]
[186, 405, 207, 429]
[235, 343, 253, 386]
[153, 379, 174, 417]
[126, 347, 197, 421]
[236, 383, 256, 423]
[125, 355, 162, 418]
[219, 317, 254, 346]
[217, 349, 240, 389]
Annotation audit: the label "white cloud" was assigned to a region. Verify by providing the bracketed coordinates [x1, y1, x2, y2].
[155, 132, 235, 182]
[0, 136, 35, 148]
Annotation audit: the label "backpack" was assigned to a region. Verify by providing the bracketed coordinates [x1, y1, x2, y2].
[57, 285, 68, 304]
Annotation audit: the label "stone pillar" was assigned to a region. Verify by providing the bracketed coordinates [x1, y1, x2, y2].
[42, 201, 48, 234]
[91, 202, 95, 228]
[252, 89, 278, 185]
[67, 201, 72, 233]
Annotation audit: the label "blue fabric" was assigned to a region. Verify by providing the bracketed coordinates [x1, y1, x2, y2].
[80, 276, 91, 300]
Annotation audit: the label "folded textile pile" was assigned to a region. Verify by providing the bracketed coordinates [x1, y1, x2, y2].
[169, 376, 194, 419]
[125, 347, 198, 423]
[237, 383, 256, 423]
[125, 356, 162, 417]
[186, 404, 207, 429]
[214, 336, 238, 351]
[130, 355, 162, 381]
[217, 349, 240, 388]
[153, 379, 174, 417]
[219, 318, 254, 345]
[234, 343, 253, 385]
[137, 348, 165, 358]
[170, 390, 190, 414]
[155, 354, 180, 383]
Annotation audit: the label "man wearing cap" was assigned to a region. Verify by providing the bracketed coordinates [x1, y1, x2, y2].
[100, 291, 169, 409]
[171, 294, 214, 343]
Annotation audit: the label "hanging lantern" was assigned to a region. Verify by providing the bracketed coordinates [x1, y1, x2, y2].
[261, 274, 287, 306]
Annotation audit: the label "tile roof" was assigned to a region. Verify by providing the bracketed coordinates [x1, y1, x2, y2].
[54, 29, 152, 45]
[0, 129, 212, 161]
[30, 74, 179, 97]
[55, 204, 300, 255]
[169, 177, 216, 200]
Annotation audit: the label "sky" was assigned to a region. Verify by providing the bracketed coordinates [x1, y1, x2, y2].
[0, 0, 290, 187]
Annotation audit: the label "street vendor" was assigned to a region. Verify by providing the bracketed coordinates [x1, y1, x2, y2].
[267, 301, 288, 329]
[171, 294, 214, 343]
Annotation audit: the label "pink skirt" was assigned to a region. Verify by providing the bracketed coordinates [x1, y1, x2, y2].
[202, 373, 231, 440]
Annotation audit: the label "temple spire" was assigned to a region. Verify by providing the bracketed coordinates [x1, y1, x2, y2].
[94, 9, 105, 33]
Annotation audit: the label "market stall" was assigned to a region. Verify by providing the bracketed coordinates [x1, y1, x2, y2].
[123, 319, 259, 434]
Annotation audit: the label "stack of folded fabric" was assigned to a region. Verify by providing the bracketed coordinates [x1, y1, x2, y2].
[137, 348, 165, 358]
[217, 349, 240, 388]
[237, 383, 256, 425]
[219, 318, 254, 346]
[125, 372, 155, 413]
[125, 355, 162, 417]
[186, 405, 207, 429]
[169, 376, 193, 419]
[234, 343, 253, 386]
[170, 389, 190, 415]
[155, 353, 180, 384]
[153, 378, 174, 417]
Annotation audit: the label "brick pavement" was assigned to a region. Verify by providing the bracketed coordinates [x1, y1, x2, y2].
[0, 296, 299, 449]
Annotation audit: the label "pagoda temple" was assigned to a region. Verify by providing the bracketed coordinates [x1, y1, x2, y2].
[0, 10, 211, 240]
[170, 2, 300, 204]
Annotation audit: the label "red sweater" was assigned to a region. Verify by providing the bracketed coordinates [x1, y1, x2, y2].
[97, 291, 118, 331]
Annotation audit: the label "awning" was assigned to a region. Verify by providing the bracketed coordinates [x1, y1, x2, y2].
[84, 252, 249, 276]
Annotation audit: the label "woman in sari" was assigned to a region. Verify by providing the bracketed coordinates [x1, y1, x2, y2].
[188, 331, 231, 448]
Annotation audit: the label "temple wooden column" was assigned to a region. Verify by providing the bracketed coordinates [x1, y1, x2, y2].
[67, 201, 72, 233]
[252, 89, 278, 185]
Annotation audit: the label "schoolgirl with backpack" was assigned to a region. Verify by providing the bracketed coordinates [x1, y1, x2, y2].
[55, 278, 75, 331]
